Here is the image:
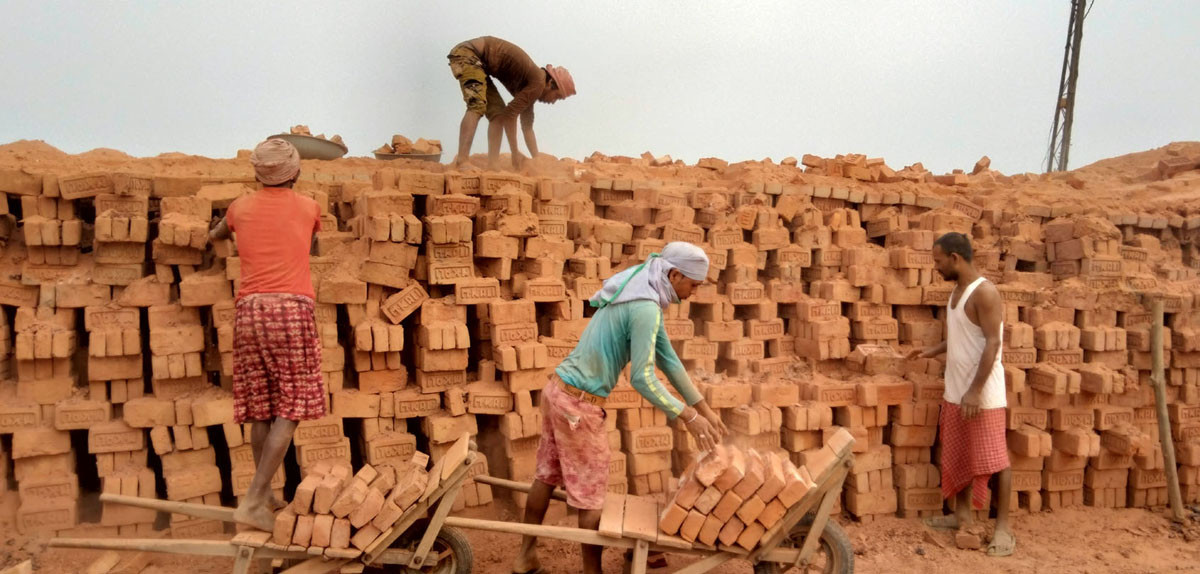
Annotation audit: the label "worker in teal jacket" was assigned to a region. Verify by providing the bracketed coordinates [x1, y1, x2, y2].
[512, 242, 727, 574]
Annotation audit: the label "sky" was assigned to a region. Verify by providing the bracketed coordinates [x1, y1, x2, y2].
[1, 1, 1197, 174]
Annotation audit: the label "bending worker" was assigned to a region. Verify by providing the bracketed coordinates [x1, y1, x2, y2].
[512, 242, 727, 574]
[447, 36, 575, 170]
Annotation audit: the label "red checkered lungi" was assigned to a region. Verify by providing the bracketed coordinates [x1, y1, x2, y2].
[939, 401, 1010, 509]
[232, 293, 325, 423]
[534, 375, 610, 510]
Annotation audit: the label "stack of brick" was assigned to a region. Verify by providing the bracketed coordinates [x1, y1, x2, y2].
[1, 147, 1200, 539]
[22, 194, 82, 267]
[277, 456, 425, 557]
[15, 307, 77, 409]
[659, 429, 851, 550]
[620, 406, 674, 495]
[153, 197, 212, 278]
[11, 425, 79, 535]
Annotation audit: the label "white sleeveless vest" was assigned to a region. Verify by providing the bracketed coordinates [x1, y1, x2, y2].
[944, 277, 1007, 408]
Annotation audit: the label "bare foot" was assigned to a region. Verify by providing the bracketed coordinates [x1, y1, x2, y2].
[233, 500, 276, 532]
[511, 552, 541, 574]
[269, 496, 287, 511]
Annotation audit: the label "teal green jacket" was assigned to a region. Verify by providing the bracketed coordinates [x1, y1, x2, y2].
[555, 300, 704, 419]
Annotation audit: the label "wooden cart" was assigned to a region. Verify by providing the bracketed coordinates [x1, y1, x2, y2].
[51, 436, 855, 574]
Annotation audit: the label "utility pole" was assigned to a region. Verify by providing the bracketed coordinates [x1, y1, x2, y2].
[1046, 0, 1089, 173]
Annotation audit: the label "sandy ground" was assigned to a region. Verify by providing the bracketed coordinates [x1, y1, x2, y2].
[5, 504, 1197, 574]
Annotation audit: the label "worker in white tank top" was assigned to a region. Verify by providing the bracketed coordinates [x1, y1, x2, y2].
[908, 232, 1015, 558]
[944, 276, 1007, 410]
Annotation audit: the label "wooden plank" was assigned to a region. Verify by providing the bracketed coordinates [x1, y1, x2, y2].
[49, 538, 239, 557]
[673, 552, 734, 574]
[407, 482, 463, 569]
[231, 531, 272, 547]
[230, 546, 255, 574]
[444, 516, 637, 549]
[279, 557, 349, 574]
[597, 495, 626, 538]
[654, 534, 693, 550]
[84, 551, 121, 574]
[0, 561, 32, 574]
[372, 548, 416, 566]
[621, 496, 660, 543]
[793, 472, 845, 568]
[441, 433, 471, 481]
[630, 540, 650, 574]
[420, 457, 446, 503]
[473, 475, 567, 501]
[97, 493, 235, 523]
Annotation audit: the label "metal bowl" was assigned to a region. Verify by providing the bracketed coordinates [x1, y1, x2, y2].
[267, 133, 348, 160]
[374, 152, 443, 163]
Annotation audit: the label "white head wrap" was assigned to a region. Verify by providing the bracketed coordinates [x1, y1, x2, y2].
[589, 242, 710, 309]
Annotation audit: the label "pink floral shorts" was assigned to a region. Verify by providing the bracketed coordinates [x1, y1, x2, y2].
[534, 375, 610, 510]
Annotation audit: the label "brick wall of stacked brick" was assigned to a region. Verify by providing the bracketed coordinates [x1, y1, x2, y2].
[0, 157, 1198, 538]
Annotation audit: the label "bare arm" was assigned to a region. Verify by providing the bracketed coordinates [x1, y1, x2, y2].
[968, 285, 1004, 394]
[502, 115, 523, 168]
[922, 340, 948, 358]
[907, 339, 947, 360]
[209, 217, 231, 242]
[960, 284, 1004, 418]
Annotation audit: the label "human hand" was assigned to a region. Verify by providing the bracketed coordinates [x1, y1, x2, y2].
[905, 348, 924, 360]
[960, 388, 982, 420]
[699, 405, 727, 441]
[685, 413, 719, 452]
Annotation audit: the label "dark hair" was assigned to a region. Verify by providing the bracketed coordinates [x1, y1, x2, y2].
[934, 232, 973, 262]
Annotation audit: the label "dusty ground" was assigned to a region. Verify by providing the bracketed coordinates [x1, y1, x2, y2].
[6, 505, 1197, 574]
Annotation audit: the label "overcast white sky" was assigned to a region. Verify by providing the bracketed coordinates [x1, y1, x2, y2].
[1, 1, 1197, 174]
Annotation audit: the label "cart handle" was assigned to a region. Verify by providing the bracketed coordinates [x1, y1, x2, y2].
[473, 475, 568, 502]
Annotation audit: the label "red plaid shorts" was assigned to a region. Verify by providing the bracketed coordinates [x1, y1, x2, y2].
[534, 375, 610, 510]
[232, 293, 326, 423]
[939, 401, 1010, 509]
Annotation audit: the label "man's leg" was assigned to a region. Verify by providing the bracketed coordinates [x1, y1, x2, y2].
[456, 110, 482, 165]
[250, 420, 270, 463]
[487, 118, 504, 170]
[513, 479, 555, 573]
[988, 467, 1016, 556]
[234, 417, 298, 531]
[249, 421, 284, 510]
[954, 485, 974, 527]
[579, 508, 603, 574]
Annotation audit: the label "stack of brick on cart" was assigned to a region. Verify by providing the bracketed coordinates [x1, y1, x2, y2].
[0, 148, 1198, 539]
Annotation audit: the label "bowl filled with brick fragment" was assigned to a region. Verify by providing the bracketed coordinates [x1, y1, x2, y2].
[374, 135, 442, 163]
[268, 125, 348, 160]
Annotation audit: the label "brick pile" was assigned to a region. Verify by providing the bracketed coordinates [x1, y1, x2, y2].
[659, 429, 850, 550]
[275, 454, 428, 556]
[0, 146, 1197, 540]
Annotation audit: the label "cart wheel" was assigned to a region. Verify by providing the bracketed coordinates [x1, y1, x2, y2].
[369, 525, 473, 574]
[753, 515, 854, 574]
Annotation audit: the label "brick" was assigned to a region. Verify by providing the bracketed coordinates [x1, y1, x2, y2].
[692, 486, 722, 515]
[711, 489, 745, 522]
[735, 494, 767, 524]
[678, 509, 707, 542]
[658, 503, 688, 535]
[736, 521, 767, 551]
[121, 397, 176, 428]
